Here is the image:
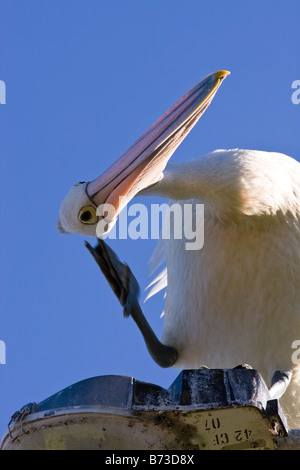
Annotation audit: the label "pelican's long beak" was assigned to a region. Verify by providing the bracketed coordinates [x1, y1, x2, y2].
[87, 70, 230, 225]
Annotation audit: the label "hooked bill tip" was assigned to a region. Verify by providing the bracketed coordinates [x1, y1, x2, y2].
[214, 70, 231, 81]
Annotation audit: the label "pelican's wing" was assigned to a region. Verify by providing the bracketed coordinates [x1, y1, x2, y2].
[144, 267, 168, 302]
[144, 239, 168, 302]
[148, 238, 167, 275]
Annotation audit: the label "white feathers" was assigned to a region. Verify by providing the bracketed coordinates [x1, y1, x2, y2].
[143, 149, 300, 428]
[145, 237, 167, 302]
[144, 266, 167, 302]
[59, 148, 300, 428]
[150, 149, 300, 221]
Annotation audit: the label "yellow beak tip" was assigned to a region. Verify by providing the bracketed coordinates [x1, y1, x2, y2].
[215, 70, 231, 80]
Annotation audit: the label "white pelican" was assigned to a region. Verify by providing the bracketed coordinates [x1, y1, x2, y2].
[58, 71, 300, 428]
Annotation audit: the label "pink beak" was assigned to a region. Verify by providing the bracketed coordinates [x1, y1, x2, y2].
[87, 70, 230, 221]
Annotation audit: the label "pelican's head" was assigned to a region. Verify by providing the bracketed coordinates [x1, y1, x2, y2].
[58, 182, 99, 236]
[58, 70, 230, 237]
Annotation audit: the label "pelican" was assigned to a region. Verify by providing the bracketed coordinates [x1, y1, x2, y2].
[58, 71, 300, 428]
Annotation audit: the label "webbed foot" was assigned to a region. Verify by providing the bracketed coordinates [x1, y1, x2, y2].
[85, 238, 178, 368]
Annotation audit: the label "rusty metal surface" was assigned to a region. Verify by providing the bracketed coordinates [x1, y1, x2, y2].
[1, 369, 291, 450]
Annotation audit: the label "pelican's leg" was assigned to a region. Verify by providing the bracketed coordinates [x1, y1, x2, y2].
[268, 369, 292, 400]
[85, 239, 178, 368]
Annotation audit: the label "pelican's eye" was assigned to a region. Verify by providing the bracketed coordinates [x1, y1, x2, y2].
[78, 205, 98, 225]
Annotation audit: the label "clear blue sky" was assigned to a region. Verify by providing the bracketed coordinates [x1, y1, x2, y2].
[0, 0, 299, 437]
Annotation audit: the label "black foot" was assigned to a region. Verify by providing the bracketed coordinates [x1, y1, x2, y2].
[85, 238, 138, 318]
[85, 239, 178, 368]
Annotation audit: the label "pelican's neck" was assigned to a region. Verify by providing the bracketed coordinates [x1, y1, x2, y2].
[141, 154, 223, 201]
[140, 150, 243, 211]
[145, 161, 212, 201]
[140, 149, 300, 223]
